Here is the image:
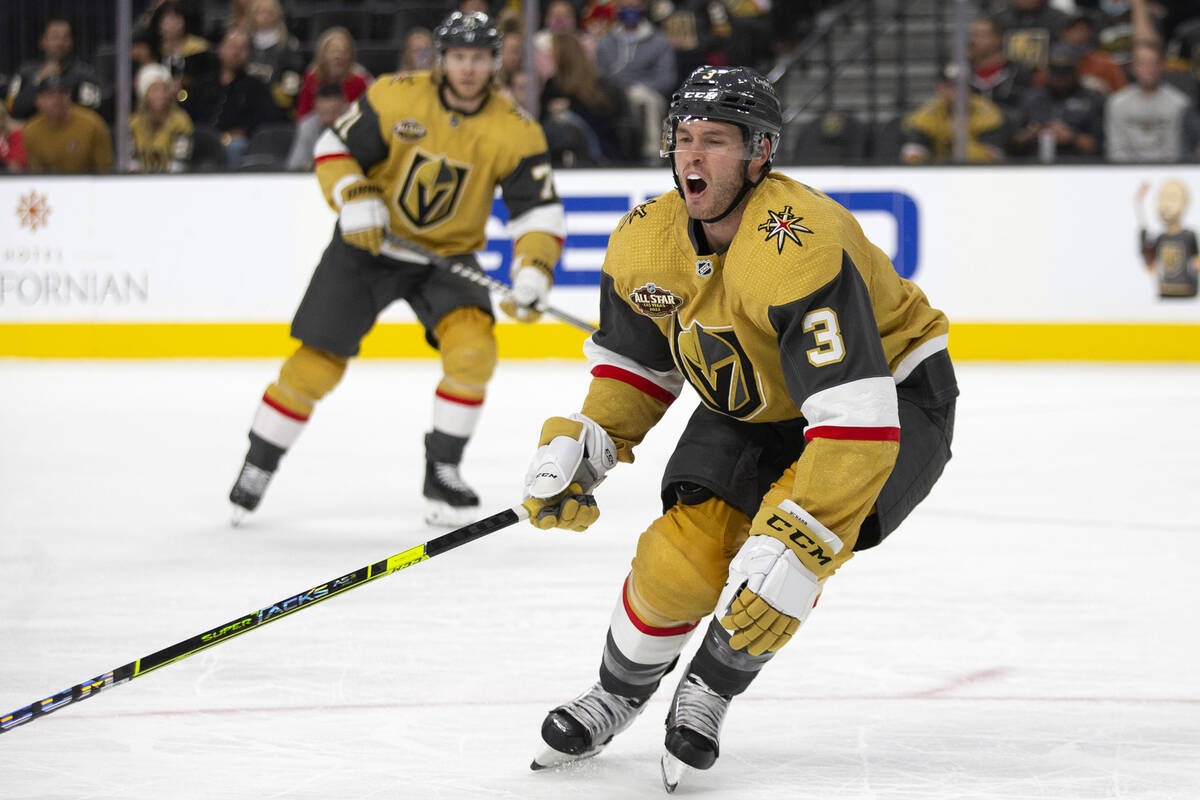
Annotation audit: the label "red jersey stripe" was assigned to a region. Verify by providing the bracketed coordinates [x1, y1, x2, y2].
[435, 388, 485, 407]
[591, 365, 676, 405]
[261, 392, 309, 422]
[805, 425, 901, 443]
[314, 153, 352, 166]
[622, 577, 698, 637]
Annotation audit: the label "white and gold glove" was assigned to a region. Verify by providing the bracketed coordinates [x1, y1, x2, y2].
[334, 176, 389, 254]
[500, 262, 551, 323]
[522, 413, 617, 531]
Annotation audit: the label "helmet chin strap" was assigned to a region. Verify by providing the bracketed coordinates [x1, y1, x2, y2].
[673, 159, 767, 224]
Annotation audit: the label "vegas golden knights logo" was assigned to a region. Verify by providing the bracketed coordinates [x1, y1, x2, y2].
[397, 149, 471, 230]
[673, 319, 764, 419]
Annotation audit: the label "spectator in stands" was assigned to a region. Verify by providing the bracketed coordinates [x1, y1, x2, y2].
[295, 27, 371, 119]
[23, 74, 114, 173]
[207, 0, 253, 44]
[182, 28, 281, 169]
[149, 0, 215, 91]
[6, 19, 102, 121]
[535, 1, 596, 83]
[969, 17, 1035, 123]
[1105, 42, 1192, 161]
[0, 104, 27, 172]
[991, 0, 1071, 71]
[244, 0, 304, 116]
[399, 27, 436, 72]
[582, 1, 617, 38]
[129, 63, 194, 173]
[541, 31, 629, 164]
[285, 82, 347, 171]
[900, 64, 1007, 164]
[594, 0, 677, 161]
[1056, 12, 1128, 95]
[1010, 44, 1105, 161]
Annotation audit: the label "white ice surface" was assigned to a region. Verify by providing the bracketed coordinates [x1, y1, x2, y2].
[1, 359, 1198, 799]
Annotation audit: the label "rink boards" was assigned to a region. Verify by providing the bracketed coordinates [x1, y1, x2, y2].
[1, 165, 1199, 360]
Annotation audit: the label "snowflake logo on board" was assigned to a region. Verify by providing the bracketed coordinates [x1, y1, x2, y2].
[16, 190, 51, 232]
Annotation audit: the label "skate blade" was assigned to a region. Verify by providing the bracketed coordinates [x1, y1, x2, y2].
[424, 500, 481, 528]
[660, 751, 691, 793]
[530, 743, 605, 771]
[230, 505, 249, 527]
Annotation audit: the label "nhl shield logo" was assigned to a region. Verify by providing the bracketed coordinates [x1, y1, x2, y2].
[397, 149, 471, 231]
[695, 259, 713, 277]
[628, 282, 683, 317]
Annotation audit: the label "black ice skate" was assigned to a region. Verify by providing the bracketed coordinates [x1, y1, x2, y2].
[229, 461, 274, 525]
[660, 672, 733, 793]
[229, 433, 284, 526]
[531, 681, 648, 770]
[422, 460, 480, 526]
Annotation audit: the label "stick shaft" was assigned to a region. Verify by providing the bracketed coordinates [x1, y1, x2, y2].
[0, 506, 526, 735]
[380, 235, 598, 334]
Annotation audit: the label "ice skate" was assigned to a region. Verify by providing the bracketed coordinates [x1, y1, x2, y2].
[229, 460, 275, 526]
[423, 461, 480, 526]
[660, 672, 732, 791]
[530, 681, 647, 770]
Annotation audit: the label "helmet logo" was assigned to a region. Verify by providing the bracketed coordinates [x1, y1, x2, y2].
[757, 205, 814, 254]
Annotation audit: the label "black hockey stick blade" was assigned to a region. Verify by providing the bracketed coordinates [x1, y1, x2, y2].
[379, 234, 598, 334]
[0, 504, 529, 736]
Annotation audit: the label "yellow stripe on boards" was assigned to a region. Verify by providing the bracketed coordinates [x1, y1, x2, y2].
[1, 322, 1199, 361]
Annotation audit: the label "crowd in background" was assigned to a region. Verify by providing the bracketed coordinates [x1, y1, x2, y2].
[2, 0, 1200, 174]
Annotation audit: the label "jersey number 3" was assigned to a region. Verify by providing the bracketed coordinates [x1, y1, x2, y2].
[803, 308, 845, 366]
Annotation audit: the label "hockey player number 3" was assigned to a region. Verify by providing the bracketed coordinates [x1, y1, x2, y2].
[802, 308, 845, 366]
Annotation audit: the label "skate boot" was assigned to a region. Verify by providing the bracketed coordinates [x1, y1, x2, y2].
[531, 681, 648, 770]
[660, 672, 733, 793]
[423, 460, 480, 526]
[229, 433, 284, 525]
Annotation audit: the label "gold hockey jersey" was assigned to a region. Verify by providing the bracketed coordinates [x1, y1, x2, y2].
[313, 71, 564, 272]
[580, 173, 951, 547]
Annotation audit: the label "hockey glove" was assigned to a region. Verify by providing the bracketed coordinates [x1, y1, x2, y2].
[522, 413, 617, 532]
[499, 262, 550, 323]
[335, 176, 389, 255]
[717, 498, 841, 655]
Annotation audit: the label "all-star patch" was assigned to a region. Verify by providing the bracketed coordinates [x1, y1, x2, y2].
[757, 205, 814, 254]
[628, 282, 683, 317]
[392, 119, 427, 142]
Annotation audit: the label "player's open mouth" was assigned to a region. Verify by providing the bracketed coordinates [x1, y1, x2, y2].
[685, 173, 707, 196]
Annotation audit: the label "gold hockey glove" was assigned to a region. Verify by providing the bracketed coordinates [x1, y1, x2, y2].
[523, 482, 599, 531]
[335, 177, 389, 255]
[521, 414, 617, 532]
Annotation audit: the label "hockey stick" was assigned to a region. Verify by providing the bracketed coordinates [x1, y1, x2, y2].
[380, 233, 598, 334]
[0, 505, 529, 736]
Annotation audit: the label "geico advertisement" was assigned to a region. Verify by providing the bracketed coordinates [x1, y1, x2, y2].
[1, 166, 1198, 323]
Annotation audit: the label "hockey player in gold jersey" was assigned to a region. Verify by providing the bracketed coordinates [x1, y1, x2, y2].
[522, 66, 958, 789]
[229, 11, 565, 526]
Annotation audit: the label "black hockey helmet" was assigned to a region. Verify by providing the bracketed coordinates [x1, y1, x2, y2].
[434, 11, 502, 55]
[661, 66, 782, 166]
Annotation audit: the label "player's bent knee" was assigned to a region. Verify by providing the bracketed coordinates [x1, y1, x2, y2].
[436, 307, 497, 388]
[273, 345, 348, 411]
[631, 498, 750, 623]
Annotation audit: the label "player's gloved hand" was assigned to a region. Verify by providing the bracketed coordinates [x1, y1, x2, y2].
[500, 262, 550, 323]
[522, 413, 617, 531]
[335, 177, 389, 255]
[717, 498, 841, 655]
